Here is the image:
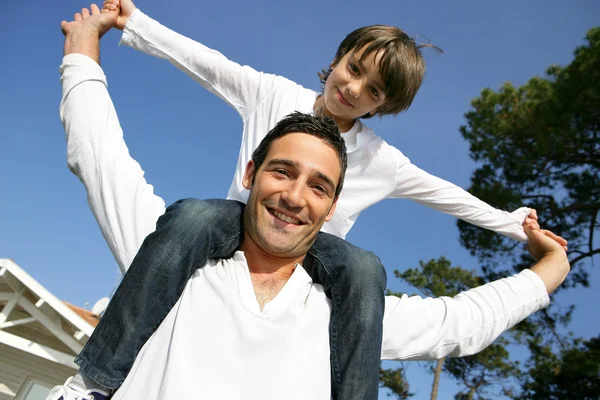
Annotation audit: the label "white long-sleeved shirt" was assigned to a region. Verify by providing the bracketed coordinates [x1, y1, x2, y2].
[115, 10, 529, 259]
[61, 53, 549, 399]
[110, 253, 548, 400]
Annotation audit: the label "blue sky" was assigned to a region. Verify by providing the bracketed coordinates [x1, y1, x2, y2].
[1, 0, 598, 398]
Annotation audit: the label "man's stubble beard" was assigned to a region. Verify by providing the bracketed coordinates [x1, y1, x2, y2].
[242, 200, 317, 259]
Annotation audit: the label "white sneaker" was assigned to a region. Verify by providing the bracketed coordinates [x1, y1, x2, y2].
[46, 377, 110, 400]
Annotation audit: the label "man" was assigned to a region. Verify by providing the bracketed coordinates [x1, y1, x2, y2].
[52, 5, 570, 400]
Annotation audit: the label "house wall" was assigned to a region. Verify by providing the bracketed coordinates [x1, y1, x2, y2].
[0, 343, 75, 399]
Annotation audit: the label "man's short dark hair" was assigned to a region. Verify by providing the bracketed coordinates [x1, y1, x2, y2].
[251, 112, 347, 197]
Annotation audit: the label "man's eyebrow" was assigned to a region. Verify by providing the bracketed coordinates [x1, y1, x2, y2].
[266, 158, 337, 193]
[266, 159, 297, 168]
[315, 171, 337, 194]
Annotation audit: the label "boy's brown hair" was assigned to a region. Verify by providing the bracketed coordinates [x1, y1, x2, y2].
[318, 25, 441, 118]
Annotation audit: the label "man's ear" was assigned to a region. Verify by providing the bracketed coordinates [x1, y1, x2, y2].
[324, 196, 339, 222]
[242, 160, 256, 190]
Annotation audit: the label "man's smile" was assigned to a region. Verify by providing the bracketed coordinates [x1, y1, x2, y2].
[267, 207, 304, 225]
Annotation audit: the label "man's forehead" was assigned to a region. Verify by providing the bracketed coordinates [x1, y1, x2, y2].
[265, 133, 341, 174]
[268, 132, 326, 150]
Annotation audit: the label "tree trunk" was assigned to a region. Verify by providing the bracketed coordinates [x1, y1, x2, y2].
[430, 358, 445, 400]
[467, 386, 476, 400]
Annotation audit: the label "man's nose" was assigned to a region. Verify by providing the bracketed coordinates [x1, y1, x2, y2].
[281, 181, 306, 209]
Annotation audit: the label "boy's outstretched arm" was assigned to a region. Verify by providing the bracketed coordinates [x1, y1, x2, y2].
[102, 0, 281, 119]
[390, 159, 532, 241]
[60, 4, 167, 273]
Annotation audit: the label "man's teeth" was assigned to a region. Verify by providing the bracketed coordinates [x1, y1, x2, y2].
[272, 209, 301, 225]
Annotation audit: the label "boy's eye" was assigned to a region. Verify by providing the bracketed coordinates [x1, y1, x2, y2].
[349, 63, 360, 75]
[370, 87, 380, 98]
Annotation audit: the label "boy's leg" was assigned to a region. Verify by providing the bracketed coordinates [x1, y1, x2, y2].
[305, 232, 387, 400]
[75, 198, 244, 389]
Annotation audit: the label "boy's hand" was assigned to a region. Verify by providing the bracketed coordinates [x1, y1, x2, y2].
[103, 0, 136, 30]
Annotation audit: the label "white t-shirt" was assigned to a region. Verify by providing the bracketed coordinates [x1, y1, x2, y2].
[109, 252, 548, 400]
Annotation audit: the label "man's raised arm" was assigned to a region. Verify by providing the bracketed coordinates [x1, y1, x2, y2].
[381, 222, 570, 361]
[59, 5, 166, 273]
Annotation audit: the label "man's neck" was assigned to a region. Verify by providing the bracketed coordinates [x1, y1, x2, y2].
[240, 237, 305, 310]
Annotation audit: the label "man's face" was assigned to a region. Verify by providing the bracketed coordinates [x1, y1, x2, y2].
[322, 45, 387, 120]
[242, 133, 341, 258]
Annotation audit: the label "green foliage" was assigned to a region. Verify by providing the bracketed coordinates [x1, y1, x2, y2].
[458, 26, 600, 349]
[380, 367, 412, 399]
[382, 27, 600, 400]
[394, 257, 482, 297]
[445, 340, 519, 400]
[516, 336, 600, 399]
[391, 258, 517, 399]
[458, 27, 600, 291]
[455, 26, 600, 399]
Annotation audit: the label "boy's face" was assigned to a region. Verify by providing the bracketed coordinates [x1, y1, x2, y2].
[322, 46, 387, 122]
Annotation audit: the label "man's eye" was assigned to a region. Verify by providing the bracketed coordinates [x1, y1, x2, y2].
[313, 185, 326, 194]
[274, 169, 289, 177]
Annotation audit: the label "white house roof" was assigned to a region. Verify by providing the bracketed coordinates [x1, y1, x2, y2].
[0, 258, 96, 369]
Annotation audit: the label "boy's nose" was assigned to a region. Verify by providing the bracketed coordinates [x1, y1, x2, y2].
[348, 80, 363, 98]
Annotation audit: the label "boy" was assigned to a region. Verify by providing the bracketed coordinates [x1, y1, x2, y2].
[58, 1, 565, 399]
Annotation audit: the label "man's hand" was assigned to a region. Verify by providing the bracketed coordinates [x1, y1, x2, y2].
[524, 209, 568, 251]
[525, 222, 570, 294]
[103, 0, 136, 30]
[61, 4, 119, 62]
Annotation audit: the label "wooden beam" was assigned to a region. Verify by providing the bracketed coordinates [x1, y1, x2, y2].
[0, 267, 24, 293]
[0, 330, 78, 369]
[0, 316, 37, 329]
[0, 288, 25, 326]
[17, 297, 83, 354]
[35, 299, 61, 326]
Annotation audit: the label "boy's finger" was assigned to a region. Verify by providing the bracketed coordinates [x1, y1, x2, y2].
[524, 218, 540, 230]
[529, 209, 538, 220]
